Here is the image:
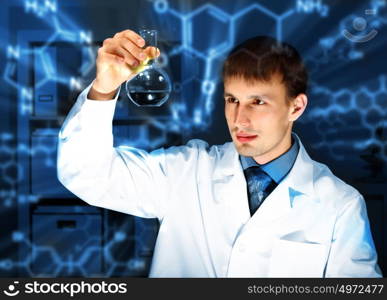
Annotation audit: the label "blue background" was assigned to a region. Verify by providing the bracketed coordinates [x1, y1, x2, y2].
[0, 0, 386, 277]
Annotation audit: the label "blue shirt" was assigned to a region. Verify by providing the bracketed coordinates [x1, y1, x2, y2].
[239, 134, 299, 184]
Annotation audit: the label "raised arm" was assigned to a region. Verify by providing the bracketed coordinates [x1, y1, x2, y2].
[57, 30, 167, 220]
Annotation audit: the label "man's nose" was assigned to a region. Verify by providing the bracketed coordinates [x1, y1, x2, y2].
[235, 105, 250, 128]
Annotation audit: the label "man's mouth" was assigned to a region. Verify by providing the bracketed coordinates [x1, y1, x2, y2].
[236, 132, 258, 143]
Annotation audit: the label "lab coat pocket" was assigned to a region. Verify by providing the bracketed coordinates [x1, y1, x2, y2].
[268, 239, 327, 277]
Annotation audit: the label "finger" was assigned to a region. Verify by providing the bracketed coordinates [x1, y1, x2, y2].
[120, 38, 146, 61]
[99, 52, 134, 78]
[99, 51, 125, 65]
[144, 46, 160, 59]
[104, 45, 139, 67]
[116, 29, 145, 48]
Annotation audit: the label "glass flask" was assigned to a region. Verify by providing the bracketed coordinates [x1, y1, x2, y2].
[125, 29, 171, 107]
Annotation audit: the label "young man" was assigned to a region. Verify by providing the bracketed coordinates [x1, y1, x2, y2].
[57, 30, 382, 277]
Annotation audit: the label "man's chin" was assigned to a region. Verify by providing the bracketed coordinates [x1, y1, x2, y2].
[233, 141, 261, 157]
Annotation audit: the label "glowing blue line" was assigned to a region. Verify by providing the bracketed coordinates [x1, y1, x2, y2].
[207, 6, 230, 23]
[39, 51, 54, 77]
[168, 7, 180, 18]
[182, 16, 189, 48]
[232, 3, 277, 21]
[187, 3, 212, 19]
[35, 76, 49, 90]
[3, 65, 19, 89]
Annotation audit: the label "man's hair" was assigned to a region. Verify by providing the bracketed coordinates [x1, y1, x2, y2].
[222, 36, 308, 99]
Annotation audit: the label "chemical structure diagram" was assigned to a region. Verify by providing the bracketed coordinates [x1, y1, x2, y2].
[0, 0, 386, 276]
[302, 75, 387, 180]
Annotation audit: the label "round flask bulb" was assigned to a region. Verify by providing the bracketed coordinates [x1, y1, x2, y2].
[125, 29, 171, 107]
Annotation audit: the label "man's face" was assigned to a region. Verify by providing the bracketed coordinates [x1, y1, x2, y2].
[224, 75, 294, 163]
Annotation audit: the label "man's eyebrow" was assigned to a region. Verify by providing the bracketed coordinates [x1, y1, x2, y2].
[223, 92, 271, 99]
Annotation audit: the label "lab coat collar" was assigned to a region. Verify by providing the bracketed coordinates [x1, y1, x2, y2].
[213, 133, 315, 199]
[286, 133, 315, 198]
[212, 141, 240, 181]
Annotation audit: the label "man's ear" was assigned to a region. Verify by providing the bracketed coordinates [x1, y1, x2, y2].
[289, 93, 307, 122]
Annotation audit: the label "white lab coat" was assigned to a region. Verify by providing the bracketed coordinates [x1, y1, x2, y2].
[57, 83, 382, 278]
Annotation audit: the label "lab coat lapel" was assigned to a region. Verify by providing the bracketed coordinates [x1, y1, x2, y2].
[197, 142, 250, 275]
[211, 142, 251, 230]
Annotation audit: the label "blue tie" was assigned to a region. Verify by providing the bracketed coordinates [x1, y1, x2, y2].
[244, 167, 276, 216]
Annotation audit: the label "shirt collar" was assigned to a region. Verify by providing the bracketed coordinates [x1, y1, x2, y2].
[239, 133, 300, 184]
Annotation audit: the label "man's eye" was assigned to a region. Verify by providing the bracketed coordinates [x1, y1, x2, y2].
[225, 97, 238, 104]
[254, 99, 265, 105]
